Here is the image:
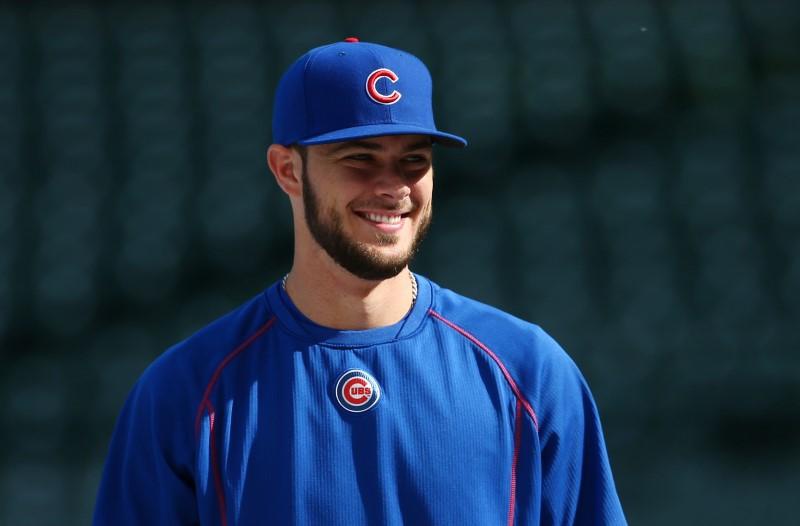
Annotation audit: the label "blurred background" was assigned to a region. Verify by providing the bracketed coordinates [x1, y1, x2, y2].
[0, 0, 798, 524]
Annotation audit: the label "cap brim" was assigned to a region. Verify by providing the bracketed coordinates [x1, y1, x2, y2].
[296, 123, 467, 148]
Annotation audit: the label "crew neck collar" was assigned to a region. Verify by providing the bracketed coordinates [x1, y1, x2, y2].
[264, 272, 432, 347]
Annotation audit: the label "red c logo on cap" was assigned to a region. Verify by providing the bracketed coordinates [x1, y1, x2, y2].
[366, 68, 401, 105]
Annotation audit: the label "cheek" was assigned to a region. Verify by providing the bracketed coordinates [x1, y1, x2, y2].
[413, 180, 433, 209]
[313, 179, 354, 213]
[418, 170, 434, 195]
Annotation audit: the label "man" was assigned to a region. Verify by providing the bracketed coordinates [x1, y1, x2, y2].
[94, 39, 626, 525]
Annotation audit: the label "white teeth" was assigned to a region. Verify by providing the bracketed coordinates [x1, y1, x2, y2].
[365, 212, 401, 224]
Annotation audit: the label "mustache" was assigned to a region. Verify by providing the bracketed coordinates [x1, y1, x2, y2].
[352, 200, 416, 214]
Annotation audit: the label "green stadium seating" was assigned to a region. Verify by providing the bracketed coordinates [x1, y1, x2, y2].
[510, 1, 592, 147]
[1, 3, 798, 524]
[666, 0, 750, 103]
[586, 0, 670, 116]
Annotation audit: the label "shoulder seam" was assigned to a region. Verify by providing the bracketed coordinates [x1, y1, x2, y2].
[428, 308, 540, 432]
[193, 316, 277, 435]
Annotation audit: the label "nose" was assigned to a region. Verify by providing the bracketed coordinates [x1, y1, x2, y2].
[373, 165, 412, 201]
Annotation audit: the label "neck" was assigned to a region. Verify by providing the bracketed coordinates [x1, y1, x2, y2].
[283, 255, 416, 331]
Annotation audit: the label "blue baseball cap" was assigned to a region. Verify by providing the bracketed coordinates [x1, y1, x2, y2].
[272, 38, 467, 148]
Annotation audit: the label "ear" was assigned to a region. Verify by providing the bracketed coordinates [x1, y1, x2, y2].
[267, 144, 303, 198]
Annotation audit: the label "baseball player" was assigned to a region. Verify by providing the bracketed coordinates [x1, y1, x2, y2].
[94, 39, 626, 525]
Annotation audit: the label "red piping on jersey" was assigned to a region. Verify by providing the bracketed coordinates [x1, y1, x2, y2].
[428, 309, 540, 431]
[194, 317, 276, 435]
[508, 398, 523, 526]
[205, 400, 228, 526]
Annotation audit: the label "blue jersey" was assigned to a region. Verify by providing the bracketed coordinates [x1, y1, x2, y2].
[94, 274, 626, 525]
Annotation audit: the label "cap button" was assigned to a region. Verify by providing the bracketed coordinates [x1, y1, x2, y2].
[344, 37, 359, 43]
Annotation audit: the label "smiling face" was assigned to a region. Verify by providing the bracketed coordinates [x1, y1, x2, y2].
[297, 134, 434, 281]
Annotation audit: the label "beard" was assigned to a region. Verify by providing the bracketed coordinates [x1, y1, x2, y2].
[301, 164, 432, 281]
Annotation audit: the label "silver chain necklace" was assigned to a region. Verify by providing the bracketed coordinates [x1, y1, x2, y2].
[281, 270, 418, 306]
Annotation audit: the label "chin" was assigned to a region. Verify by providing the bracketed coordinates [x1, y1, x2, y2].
[363, 246, 411, 265]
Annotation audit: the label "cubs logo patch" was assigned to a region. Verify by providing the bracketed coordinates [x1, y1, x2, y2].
[366, 68, 401, 105]
[335, 369, 382, 413]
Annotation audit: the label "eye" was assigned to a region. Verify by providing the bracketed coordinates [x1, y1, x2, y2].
[402, 154, 430, 165]
[345, 153, 373, 162]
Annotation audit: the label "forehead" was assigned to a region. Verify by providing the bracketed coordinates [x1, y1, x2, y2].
[315, 134, 433, 155]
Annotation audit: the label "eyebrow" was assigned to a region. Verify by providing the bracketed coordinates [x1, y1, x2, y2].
[328, 138, 433, 155]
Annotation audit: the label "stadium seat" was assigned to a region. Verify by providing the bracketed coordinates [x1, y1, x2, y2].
[424, 2, 513, 173]
[507, 164, 584, 261]
[694, 226, 771, 347]
[0, 7, 22, 141]
[757, 100, 800, 234]
[195, 3, 271, 148]
[591, 141, 668, 239]
[502, 164, 597, 353]
[0, 6, 21, 341]
[113, 9, 192, 304]
[3, 356, 70, 463]
[114, 165, 187, 304]
[779, 243, 800, 320]
[195, 165, 274, 273]
[170, 289, 245, 343]
[0, 256, 10, 343]
[585, 140, 689, 385]
[422, 195, 507, 308]
[85, 324, 160, 424]
[75, 460, 105, 524]
[270, 2, 343, 66]
[665, 0, 750, 102]
[193, 8, 278, 273]
[0, 461, 68, 526]
[31, 7, 106, 335]
[349, 2, 433, 62]
[585, 0, 670, 116]
[30, 163, 103, 336]
[509, 1, 592, 147]
[740, 0, 800, 71]
[672, 110, 749, 233]
[593, 140, 665, 203]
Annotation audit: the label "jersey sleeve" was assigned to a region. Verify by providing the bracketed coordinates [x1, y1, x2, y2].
[534, 329, 627, 525]
[93, 353, 199, 526]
